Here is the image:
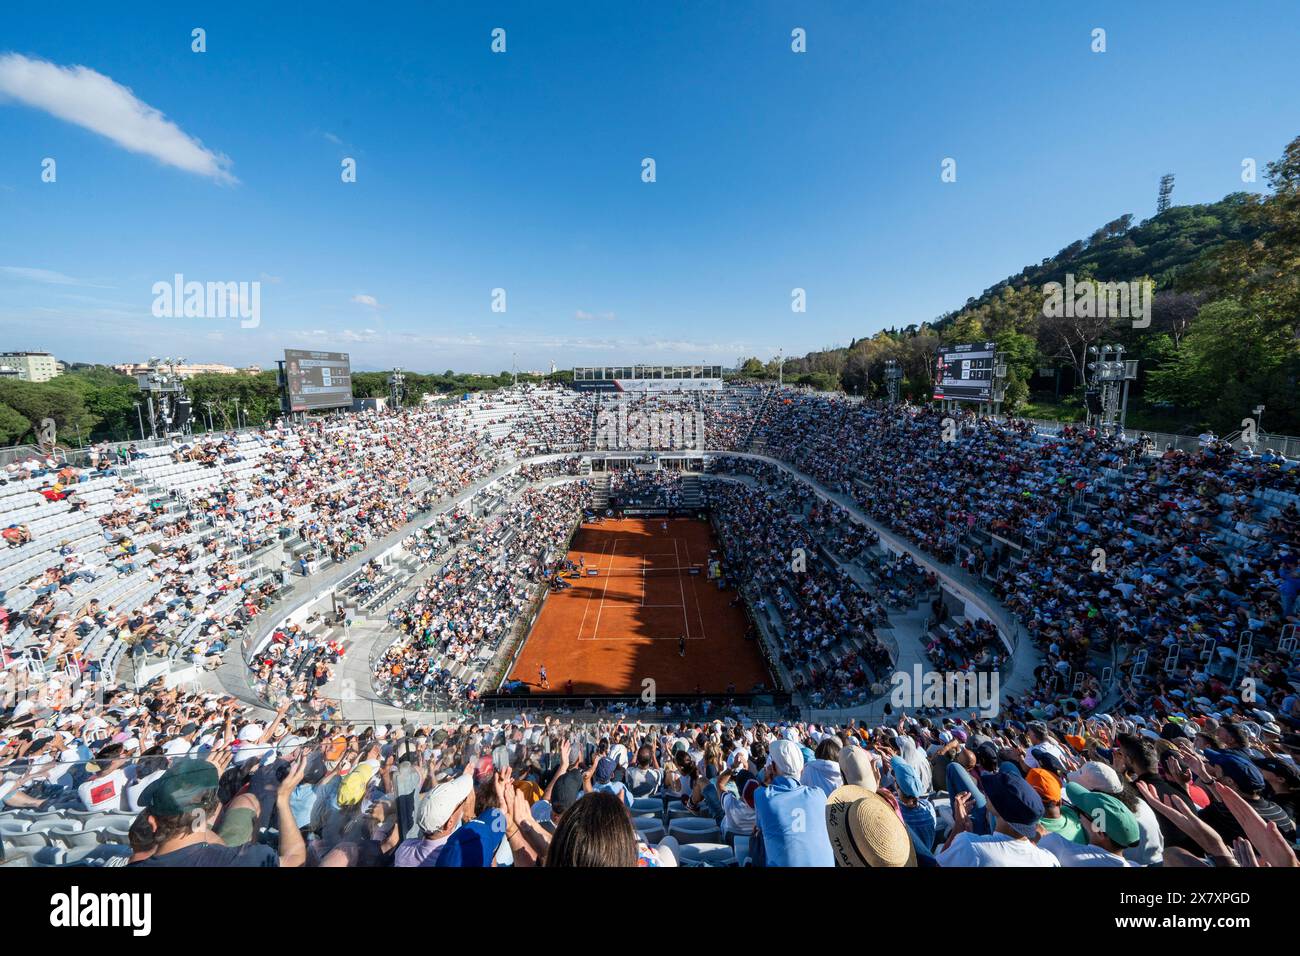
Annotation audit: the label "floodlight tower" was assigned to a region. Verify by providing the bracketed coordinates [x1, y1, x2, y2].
[884, 359, 903, 405]
[136, 356, 193, 439]
[1086, 344, 1139, 434]
[1252, 404, 1266, 442]
[989, 352, 1009, 418]
[388, 367, 407, 409]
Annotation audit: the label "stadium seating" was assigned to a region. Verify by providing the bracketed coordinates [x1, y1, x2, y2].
[2, 381, 1296, 869]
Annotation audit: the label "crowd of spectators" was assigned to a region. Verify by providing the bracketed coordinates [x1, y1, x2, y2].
[463, 384, 595, 456]
[4, 689, 1296, 869]
[706, 471, 893, 709]
[3, 392, 599, 710]
[607, 467, 684, 508]
[727, 391, 1298, 730]
[595, 391, 705, 451]
[2, 380, 1298, 872]
[372, 481, 592, 709]
[985, 436, 1300, 727]
[2, 453, 284, 685]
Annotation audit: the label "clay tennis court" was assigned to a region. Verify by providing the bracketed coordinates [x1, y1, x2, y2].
[506, 516, 772, 695]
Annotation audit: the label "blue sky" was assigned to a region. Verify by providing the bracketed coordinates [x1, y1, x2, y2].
[0, 1, 1295, 373]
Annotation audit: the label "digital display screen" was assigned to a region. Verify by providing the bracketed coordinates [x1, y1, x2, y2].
[283, 349, 353, 411]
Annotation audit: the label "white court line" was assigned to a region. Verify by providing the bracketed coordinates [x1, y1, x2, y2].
[577, 536, 617, 642]
[683, 533, 708, 641]
[575, 534, 611, 641]
[673, 538, 691, 640]
[590, 538, 621, 641]
[583, 630, 694, 640]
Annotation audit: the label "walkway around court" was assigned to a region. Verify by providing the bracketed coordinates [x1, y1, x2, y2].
[204, 449, 1042, 726]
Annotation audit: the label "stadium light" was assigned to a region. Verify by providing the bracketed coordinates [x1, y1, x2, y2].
[884, 358, 904, 405]
[1087, 343, 1137, 434]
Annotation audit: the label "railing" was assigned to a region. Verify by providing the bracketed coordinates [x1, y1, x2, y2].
[475, 692, 793, 721]
[0, 443, 69, 467]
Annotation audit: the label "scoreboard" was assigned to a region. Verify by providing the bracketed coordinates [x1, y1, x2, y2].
[933, 342, 997, 402]
[283, 349, 353, 412]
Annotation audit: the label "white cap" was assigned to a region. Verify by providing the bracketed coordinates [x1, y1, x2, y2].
[279, 735, 308, 755]
[414, 773, 474, 833]
[1068, 760, 1123, 795]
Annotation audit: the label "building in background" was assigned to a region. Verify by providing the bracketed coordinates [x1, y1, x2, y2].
[112, 361, 262, 379]
[571, 364, 724, 391]
[0, 351, 64, 382]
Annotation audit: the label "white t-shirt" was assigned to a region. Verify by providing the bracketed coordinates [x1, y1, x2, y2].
[1039, 832, 1133, 867]
[937, 832, 1061, 868]
[78, 769, 128, 811]
[721, 791, 756, 836]
[126, 769, 166, 812]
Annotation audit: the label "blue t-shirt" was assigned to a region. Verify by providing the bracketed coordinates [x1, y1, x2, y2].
[753, 776, 834, 867]
[900, 798, 937, 852]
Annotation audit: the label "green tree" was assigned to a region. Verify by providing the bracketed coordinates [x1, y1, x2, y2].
[1146, 299, 1299, 432]
[0, 404, 32, 444]
[0, 380, 96, 443]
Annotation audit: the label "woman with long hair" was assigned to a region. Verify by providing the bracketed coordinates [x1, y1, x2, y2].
[545, 791, 637, 867]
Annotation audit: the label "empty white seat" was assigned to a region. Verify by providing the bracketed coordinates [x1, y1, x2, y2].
[676, 842, 734, 866]
[58, 829, 105, 850]
[667, 818, 722, 844]
[631, 817, 665, 844]
[29, 819, 83, 834]
[2, 831, 49, 851]
[630, 797, 662, 817]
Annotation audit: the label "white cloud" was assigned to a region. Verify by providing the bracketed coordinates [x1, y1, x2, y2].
[351, 294, 381, 309]
[1, 265, 83, 285]
[0, 265, 114, 288]
[0, 53, 235, 183]
[300, 327, 381, 344]
[392, 331, 485, 348]
[574, 309, 617, 321]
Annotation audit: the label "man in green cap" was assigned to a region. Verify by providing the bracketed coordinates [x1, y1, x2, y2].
[133, 756, 306, 867]
[1037, 781, 1139, 867]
